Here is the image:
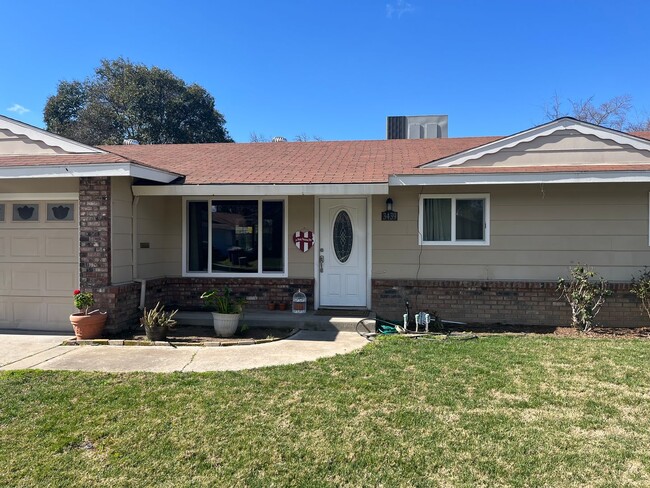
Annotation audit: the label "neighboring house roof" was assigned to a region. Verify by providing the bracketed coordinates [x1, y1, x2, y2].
[100, 137, 499, 185]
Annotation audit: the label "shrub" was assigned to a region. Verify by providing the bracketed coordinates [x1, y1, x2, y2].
[557, 264, 612, 332]
[200, 287, 244, 314]
[630, 267, 650, 320]
[140, 302, 178, 330]
[73, 289, 95, 315]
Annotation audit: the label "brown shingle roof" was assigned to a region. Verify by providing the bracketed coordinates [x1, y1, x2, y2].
[101, 138, 500, 184]
[0, 152, 130, 166]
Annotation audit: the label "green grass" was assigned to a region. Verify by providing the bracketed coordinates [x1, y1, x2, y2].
[2, 335, 650, 487]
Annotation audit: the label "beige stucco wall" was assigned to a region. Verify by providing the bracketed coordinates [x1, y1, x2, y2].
[0, 178, 79, 193]
[0, 129, 69, 155]
[460, 131, 650, 167]
[288, 195, 315, 278]
[373, 183, 650, 282]
[128, 195, 314, 279]
[136, 196, 182, 279]
[111, 177, 133, 284]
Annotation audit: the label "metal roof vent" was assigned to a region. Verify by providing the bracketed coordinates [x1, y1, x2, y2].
[123, 139, 140, 145]
[272, 136, 287, 142]
[387, 115, 448, 139]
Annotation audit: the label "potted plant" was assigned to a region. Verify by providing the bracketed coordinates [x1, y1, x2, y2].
[70, 289, 107, 340]
[140, 302, 178, 341]
[200, 287, 243, 337]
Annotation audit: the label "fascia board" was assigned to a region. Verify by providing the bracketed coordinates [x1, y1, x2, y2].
[132, 183, 389, 196]
[0, 163, 178, 183]
[390, 171, 650, 186]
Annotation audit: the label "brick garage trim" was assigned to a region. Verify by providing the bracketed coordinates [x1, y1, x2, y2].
[372, 279, 650, 328]
[79, 177, 111, 289]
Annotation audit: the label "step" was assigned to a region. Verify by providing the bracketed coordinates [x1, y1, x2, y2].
[175, 310, 375, 332]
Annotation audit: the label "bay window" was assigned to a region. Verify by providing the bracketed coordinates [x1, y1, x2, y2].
[186, 198, 286, 276]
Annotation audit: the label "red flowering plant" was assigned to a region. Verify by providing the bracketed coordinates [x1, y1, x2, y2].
[73, 289, 96, 315]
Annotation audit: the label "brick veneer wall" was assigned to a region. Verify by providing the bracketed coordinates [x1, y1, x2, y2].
[372, 279, 650, 328]
[144, 277, 314, 311]
[91, 276, 315, 333]
[78, 174, 315, 333]
[79, 177, 111, 289]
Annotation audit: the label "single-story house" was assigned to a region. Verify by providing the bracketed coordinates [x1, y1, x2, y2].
[1, 114, 650, 332]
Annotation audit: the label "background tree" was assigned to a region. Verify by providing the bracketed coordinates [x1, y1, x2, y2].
[44, 58, 232, 145]
[544, 93, 650, 132]
[249, 131, 324, 142]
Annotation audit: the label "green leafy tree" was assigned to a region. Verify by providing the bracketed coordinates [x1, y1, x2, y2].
[44, 58, 233, 145]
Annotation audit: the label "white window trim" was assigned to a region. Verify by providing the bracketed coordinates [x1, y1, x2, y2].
[182, 196, 289, 278]
[418, 193, 490, 246]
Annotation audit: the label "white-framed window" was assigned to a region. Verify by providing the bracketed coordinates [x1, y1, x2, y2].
[419, 194, 490, 245]
[183, 197, 288, 277]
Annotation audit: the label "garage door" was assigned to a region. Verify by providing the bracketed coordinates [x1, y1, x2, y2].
[0, 200, 78, 332]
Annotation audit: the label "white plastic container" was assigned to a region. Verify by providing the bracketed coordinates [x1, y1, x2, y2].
[292, 289, 307, 314]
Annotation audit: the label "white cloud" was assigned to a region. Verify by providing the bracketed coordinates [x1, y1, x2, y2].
[386, 0, 415, 18]
[7, 103, 30, 115]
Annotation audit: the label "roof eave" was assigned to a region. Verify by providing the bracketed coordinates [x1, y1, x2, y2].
[390, 169, 650, 186]
[132, 182, 389, 196]
[0, 163, 179, 183]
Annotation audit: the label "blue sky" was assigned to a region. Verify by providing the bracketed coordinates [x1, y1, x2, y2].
[2, 0, 649, 142]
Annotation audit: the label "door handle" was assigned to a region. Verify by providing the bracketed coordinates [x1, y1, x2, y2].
[319, 255, 324, 273]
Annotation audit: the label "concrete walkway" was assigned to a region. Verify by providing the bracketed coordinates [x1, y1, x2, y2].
[0, 330, 367, 373]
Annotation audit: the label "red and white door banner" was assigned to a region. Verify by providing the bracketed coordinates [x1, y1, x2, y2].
[293, 230, 314, 252]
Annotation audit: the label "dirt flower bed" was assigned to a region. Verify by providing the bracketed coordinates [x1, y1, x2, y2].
[64, 325, 296, 346]
[444, 323, 650, 338]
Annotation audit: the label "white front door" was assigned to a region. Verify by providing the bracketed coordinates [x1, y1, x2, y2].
[319, 198, 367, 308]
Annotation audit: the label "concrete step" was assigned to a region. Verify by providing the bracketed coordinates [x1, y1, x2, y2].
[175, 310, 375, 332]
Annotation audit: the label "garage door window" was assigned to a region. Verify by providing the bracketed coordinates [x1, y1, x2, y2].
[47, 204, 74, 221]
[13, 204, 38, 222]
[0, 204, 5, 221]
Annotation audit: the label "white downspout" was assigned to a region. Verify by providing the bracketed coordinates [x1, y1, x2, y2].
[132, 195, 146, 310]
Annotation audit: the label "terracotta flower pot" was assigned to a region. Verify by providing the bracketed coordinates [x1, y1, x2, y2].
[278, 302, 287, 311]
[70, 312, 107, 340]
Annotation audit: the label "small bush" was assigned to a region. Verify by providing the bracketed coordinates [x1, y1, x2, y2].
[557, 264, 612, 332]
[630, 267, 650, 320]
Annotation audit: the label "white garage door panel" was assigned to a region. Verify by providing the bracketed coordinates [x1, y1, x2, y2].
[0, 263, 76, 296]
[11, 268, 41, 292]
[46, 235, 77, 258]
[0, 200, 78, 331]
[11, 236, 40, 257]
[4, 230, 77, 263]
[46, 268, 77, 293]
[0, 296, 72, 332]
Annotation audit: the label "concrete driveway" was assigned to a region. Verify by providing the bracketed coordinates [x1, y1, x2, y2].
[0, 330, 367, 373]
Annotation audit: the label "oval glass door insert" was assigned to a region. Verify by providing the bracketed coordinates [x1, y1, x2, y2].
[333, 210, 353, 263]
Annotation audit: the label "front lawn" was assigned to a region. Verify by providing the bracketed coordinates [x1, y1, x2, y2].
[2, 335, 650, 486]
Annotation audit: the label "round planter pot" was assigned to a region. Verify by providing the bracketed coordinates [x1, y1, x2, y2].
[144, 326, 168, 342]
[70, 313, 107, 340]
[211, 312, 241, 338]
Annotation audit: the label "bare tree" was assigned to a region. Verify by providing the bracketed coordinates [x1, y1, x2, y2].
[249, 132, 270, 143]
[544, 93, 650, 132]
[293, 133, 324, 142]
[250, 132, 324, 143]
